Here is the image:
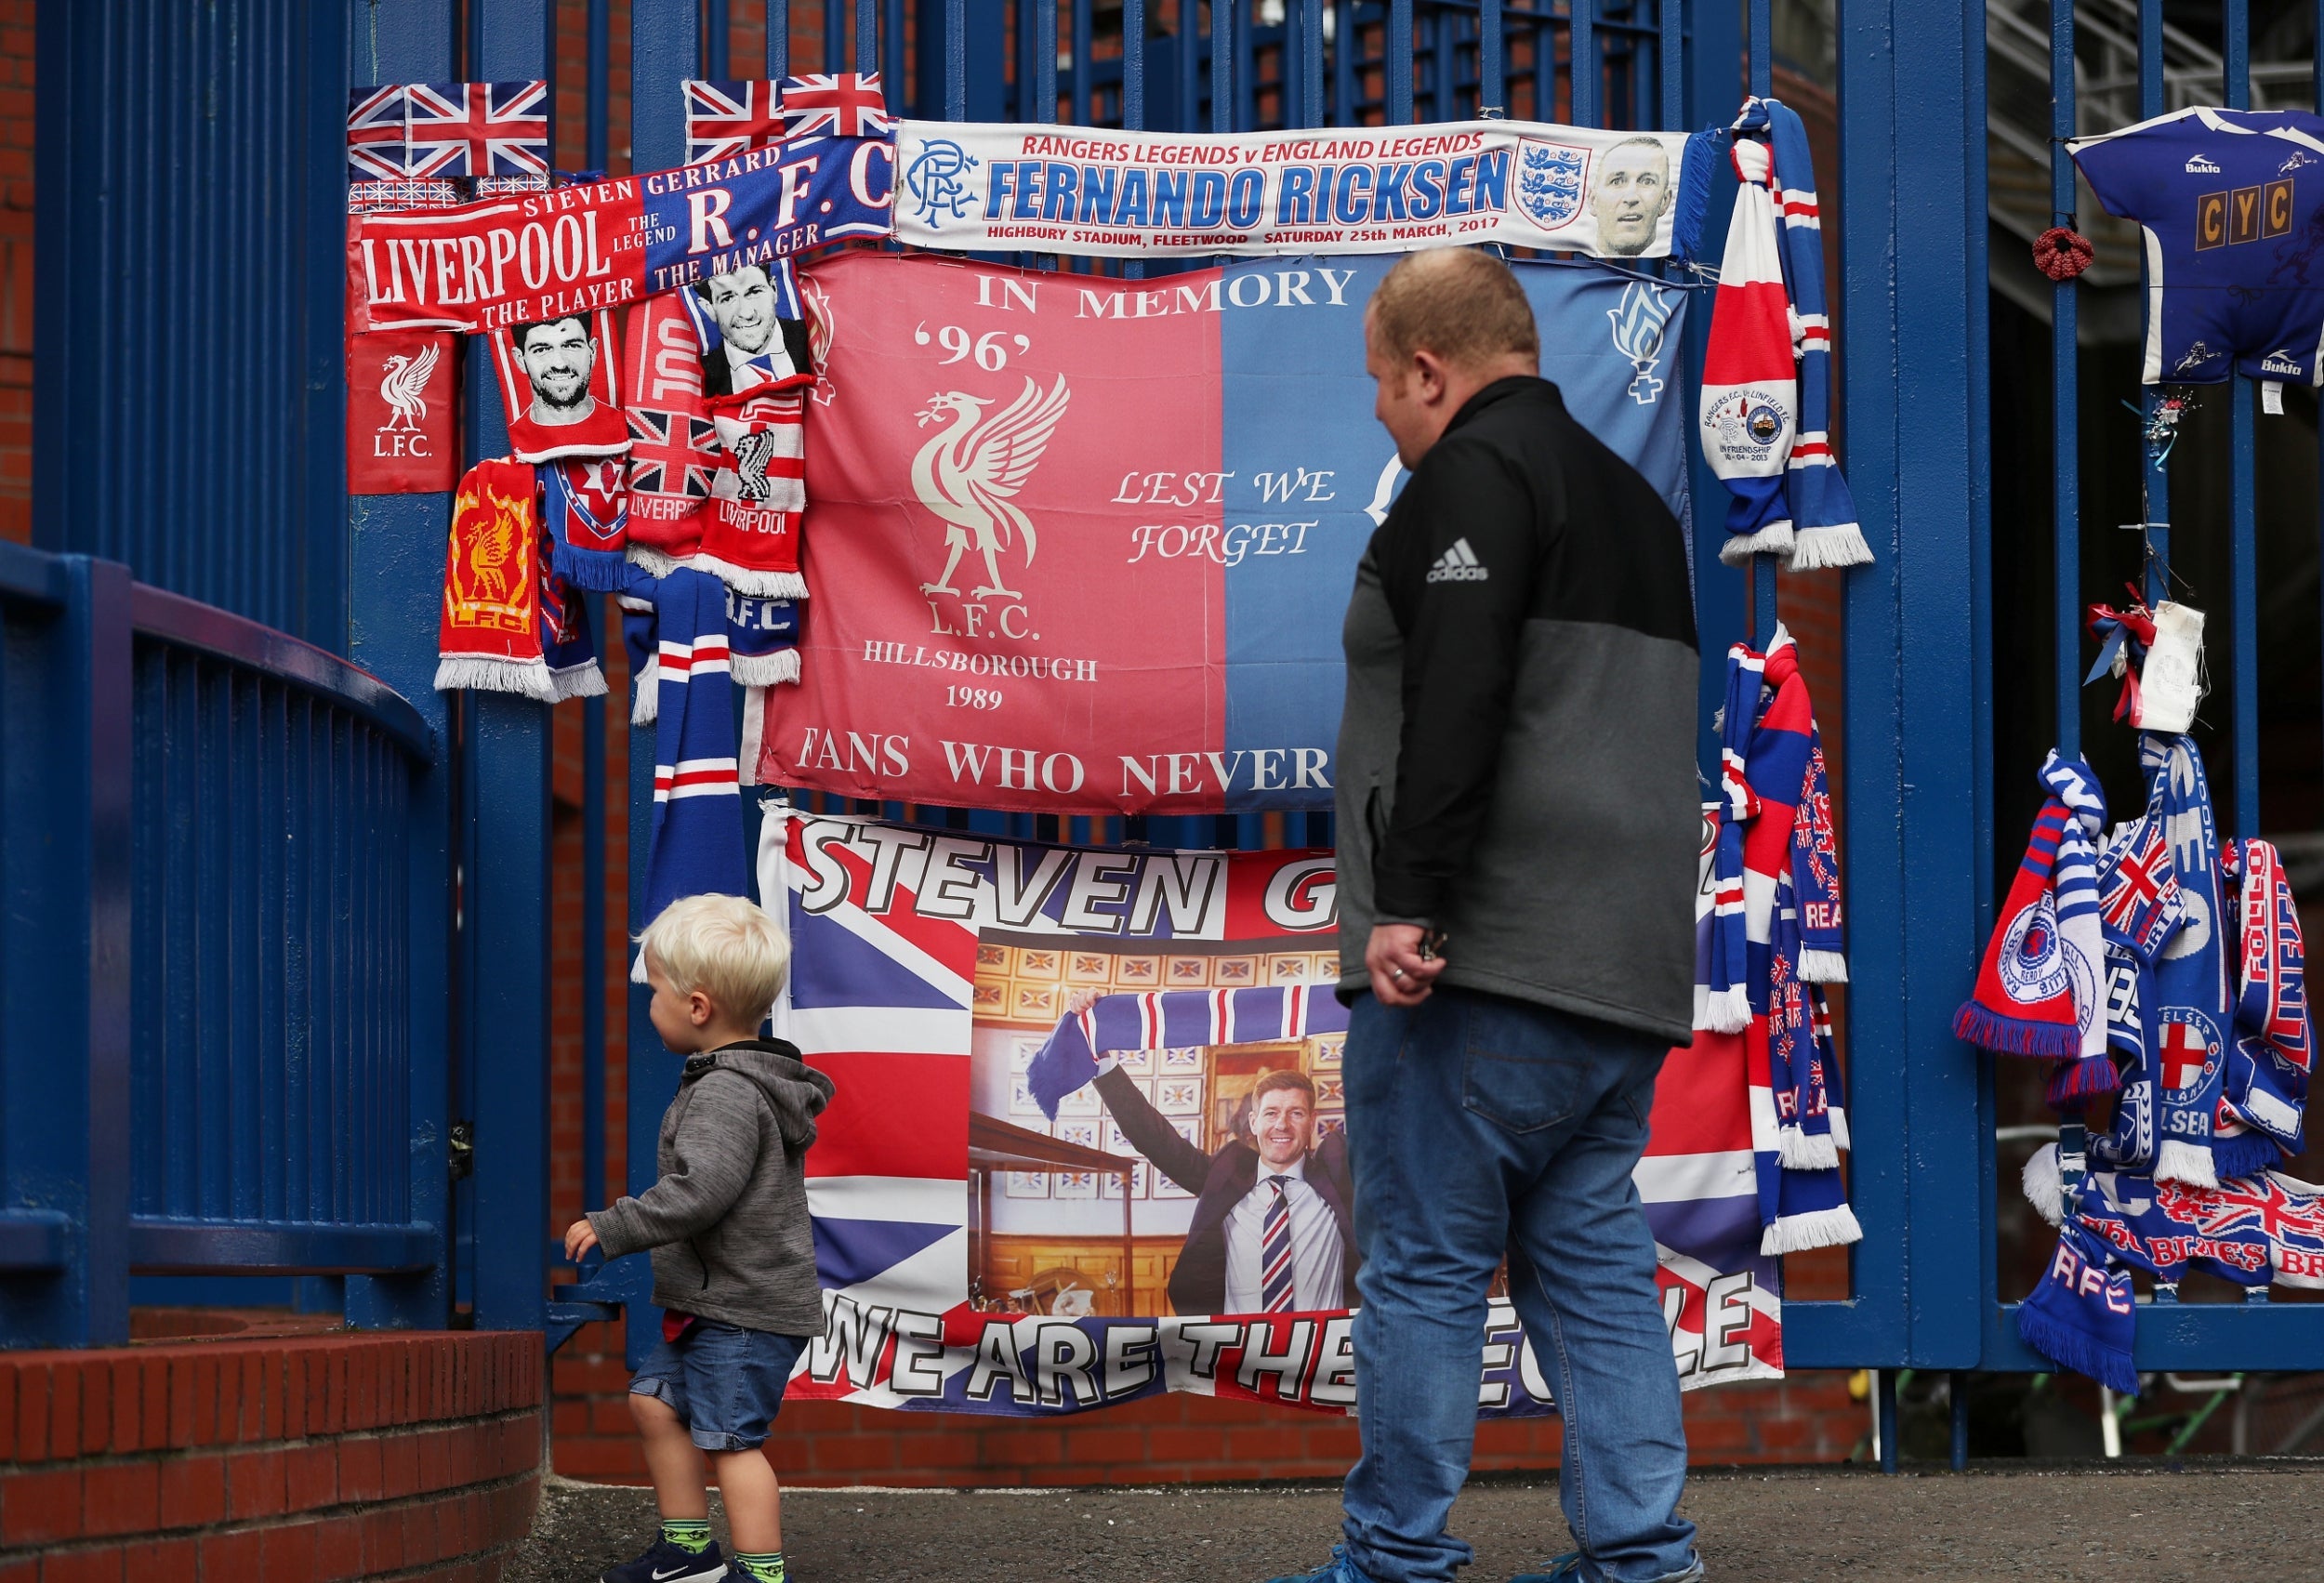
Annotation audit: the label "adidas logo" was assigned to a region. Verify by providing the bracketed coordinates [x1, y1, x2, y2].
[2185, 154, 2223, 174]
[1425, 538, 1489, 583]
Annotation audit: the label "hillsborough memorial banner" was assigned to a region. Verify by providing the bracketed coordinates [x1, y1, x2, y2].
[895, 119, 1707, 260]
[764, 812, 1780, 1417]
[348, 133, 894, 334]
[754, 248, 1691, 812]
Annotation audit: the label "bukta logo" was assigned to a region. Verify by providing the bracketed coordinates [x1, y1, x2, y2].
[2185, 153, 2223, 174]
[2262, 348, 2304, 376]
[914, 374, 1073, 603]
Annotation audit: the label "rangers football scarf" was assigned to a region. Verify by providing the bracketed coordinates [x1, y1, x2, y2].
[1703, 626, 1847, 1036]
[2220, 838, 2313, 1156]
[435, 457, 607, 701]
[1028, 985, 1350, 1120]
[633, 587, 801, 725]
[541, 455, 630, 590]
[1955, 752, 2108, 1070]
[2017, 1216, 2139, 1395]
[489, 307, 633, 463]
[621, 566, 750, 981]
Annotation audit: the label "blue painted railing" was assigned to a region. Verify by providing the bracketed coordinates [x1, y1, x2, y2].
[0, 541, 442, 1347]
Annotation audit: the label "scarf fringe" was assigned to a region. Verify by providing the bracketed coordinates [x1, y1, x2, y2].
[2154, 1138, 2219, 1189]
[1797, 947, 1849, 983]
[632, 658, 660, 726]
[553, 543, 635, 592]
[434, 653, 557, 701]
[1759, 1202, 1863, 1255]
[1697, 985, 1752, 1034]
[548, 662, 609, 701]
[731, 648, 801, 688]
[686, 553, 809, 600]
[627, 543, 696, 578]
[1784, 523, 1873, 571]
[2015, 1298, 2139, 1395]
[1828, 1106, 1852, 1152]
[1719, 522, 1795, 566]
[1952, 999, 2082, 1060]
[1777, 1128, 1840, 1171]
[629, 945, 650, 984]
[2211, 1132, 2285, 1181]
[2022, 1141, 2067, 1228]
[2045, 1053, 2121, 1105]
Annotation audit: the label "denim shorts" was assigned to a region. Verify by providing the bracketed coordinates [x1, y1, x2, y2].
[628, 1322, 810, 1451]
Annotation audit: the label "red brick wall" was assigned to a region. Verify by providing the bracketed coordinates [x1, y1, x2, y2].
[0, 1331, 544, 1582]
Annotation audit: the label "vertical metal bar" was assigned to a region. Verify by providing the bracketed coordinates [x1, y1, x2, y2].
[770, 0, 792, 76]
[342, 0, 456, 1335]
[1332, 0, 1354, 125]
[949, 0, 970, 116]
[627, 0, 704, 1368]
[1284, 0, 1303, 128]
[1747, 0, 1769, 92]
[2050, 0, 2077, 756]
[887, 0, 905, 94]
[1236, 0, 1255, 130]
[583, 635, 607, 1213]
[1480, 0, 1503, 112]
[827, 0, 848, 69]
[1745, 0, 1774, 647]
[1301, 0, 1322, 125]
[588, 0, 612, 169]
[1126, 0, 1147, 128]
[1213, 0, 1234, 128]
[1430, 5, 1452, 121]
[1388, 0, 1412, 122]
[861, 0, 879, 73]
[709, 0, 732, 73]
[2137, 0, 2167, 600]
[1571, 0, 1595, 127]
[1657, 0, 1678, 134]
[1072, 0, 1093, 125]
[1037, 0, 1059, 119]
[2225, 0, 2260, 837]
[1191, 0, 1209, 130]
[1877, 1370, 1899, 1472]
[1949, 1371, 1970, 1469]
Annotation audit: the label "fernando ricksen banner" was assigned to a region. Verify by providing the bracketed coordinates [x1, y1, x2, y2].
[896, 120, 1708, 260]
[348, 132, 893, 334]
[755, 248, 1690, 813]
[760, 812, 1778, 1418]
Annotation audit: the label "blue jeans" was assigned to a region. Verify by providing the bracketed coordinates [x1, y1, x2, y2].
[1340, 987, 1699, 1583]
[629, 1322, 810, 1451]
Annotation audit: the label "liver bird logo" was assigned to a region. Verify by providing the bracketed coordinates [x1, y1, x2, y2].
[379, 342, 442, 433]
[912, 374, 1072, 601]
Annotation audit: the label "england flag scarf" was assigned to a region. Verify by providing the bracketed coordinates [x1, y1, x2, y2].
[1955, 752, 2109, 1072]
[1702, 99, 1870, 572]
[620, 566, 750, 980]
[1704, 625, 1847, 1036]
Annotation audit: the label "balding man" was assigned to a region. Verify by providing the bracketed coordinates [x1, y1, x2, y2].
[1589, 137, 1675, 257]
[1267, 250, 1701, 1583]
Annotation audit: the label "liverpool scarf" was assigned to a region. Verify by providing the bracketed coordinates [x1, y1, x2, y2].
[623, 292, 722, 577]
[620, 565, 750, 981]
[1955, 751, 2108, 1075]
[1029, 985, 1349, 1120]
[490, 308, 632, 464]
[435, 457, 606, 701]
[698, 391, 810, 598]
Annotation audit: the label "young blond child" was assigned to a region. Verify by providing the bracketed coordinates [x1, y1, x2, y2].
[563, 894, 832, 1583]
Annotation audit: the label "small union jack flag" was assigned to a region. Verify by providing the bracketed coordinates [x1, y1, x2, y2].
[776, 72, 894, 139]
[404, 81, 550, 178]
[347, 85, 410, 180]
[2097, 816, 2180, 959]
[685, 79, 786, 165]
[627, 408, 722, 501]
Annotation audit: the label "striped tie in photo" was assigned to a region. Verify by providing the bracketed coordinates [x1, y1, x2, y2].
[1261, 1176, 1295, 1313]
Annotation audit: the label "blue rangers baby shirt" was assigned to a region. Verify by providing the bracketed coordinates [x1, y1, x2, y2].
[2067, 106, 2324, 385]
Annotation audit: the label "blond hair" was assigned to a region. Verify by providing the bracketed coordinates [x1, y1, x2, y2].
[639, 893, 790, 1022]
[1367, 248, 1539, 370]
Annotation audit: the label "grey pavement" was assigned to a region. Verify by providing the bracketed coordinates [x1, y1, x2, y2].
[510, 1463, 2324, 1582]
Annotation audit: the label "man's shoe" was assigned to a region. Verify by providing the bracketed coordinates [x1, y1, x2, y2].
[1264, 1545, 1376, 1583]
[601, 1537, 729, 1583]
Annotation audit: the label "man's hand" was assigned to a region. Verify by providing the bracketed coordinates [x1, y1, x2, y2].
[562, 1218, 600, 1262]
[1366, 923, 1446, 1007]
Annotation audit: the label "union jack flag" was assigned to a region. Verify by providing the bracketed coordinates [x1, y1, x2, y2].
[404, 81, 550, 178]
[347, 85, 410, 180]
[685, 79, 786, 165]
[627, 408, 722, 501]
[2158, 1173, 2324, 1252]
[777, 72, 894, 139]
[2097, 816, 2181, 958]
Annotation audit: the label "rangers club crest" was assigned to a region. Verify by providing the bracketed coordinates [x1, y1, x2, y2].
[1515, 138, 1591, 231]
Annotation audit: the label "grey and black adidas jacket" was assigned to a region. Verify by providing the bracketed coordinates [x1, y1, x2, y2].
[1334, 376, 1699, 1042]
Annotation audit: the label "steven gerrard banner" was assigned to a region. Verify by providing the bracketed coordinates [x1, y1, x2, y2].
[757, 249, 1690, 813]
[763, 812, 1780, 1417]
[895, 120, 1710, 260]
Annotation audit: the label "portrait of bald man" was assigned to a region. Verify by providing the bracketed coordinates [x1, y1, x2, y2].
[1589, 136, 1675, 257]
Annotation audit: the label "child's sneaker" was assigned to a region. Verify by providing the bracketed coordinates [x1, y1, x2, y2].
[601, 1536, 729, 1583]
